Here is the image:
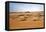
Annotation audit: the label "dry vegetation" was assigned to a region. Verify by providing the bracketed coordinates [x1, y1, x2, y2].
[9, 11, 44, 29]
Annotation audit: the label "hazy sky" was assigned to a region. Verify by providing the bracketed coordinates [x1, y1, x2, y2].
[9, 3, 44, 12]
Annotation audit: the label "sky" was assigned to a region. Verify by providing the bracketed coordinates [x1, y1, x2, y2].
[9, 3, 44, 12]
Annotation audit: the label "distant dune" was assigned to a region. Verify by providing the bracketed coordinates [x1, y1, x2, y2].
[10, 11, 44, 13]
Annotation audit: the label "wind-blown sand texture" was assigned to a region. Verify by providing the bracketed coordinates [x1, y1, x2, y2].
[9, 11, 44, 29]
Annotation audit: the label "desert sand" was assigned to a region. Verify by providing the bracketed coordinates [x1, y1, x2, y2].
[9, 11, 44, 29]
